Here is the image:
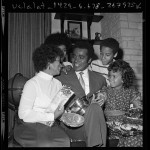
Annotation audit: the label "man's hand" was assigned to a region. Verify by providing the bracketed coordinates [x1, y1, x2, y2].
[92, 91, 107, 106]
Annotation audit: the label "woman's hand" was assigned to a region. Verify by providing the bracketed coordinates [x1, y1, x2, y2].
[54, 105, 65, 119]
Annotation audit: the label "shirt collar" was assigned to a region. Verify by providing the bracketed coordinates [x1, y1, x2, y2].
[100, 59, 115, 67]
[75, 68, 88, 76]
[37, 71, 53, 80]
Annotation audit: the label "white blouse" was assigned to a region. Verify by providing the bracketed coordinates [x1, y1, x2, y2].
[18, 71, 62, 123]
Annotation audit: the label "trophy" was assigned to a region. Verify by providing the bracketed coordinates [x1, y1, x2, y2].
[65, 96, 89, 116]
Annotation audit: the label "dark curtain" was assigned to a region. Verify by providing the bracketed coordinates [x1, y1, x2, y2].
[8, 13, 52, 135]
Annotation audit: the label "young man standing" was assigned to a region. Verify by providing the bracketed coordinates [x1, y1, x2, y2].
[89, 38, 119, 86]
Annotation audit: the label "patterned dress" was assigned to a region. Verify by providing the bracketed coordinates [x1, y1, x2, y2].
[103, 86, 143, 147]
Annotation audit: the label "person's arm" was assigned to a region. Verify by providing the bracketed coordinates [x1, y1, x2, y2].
[92, 88, 107, 106]
[131, 93, 143, 109]
[101, 75, 107, 88]
[18, 80, 54, 122]
[130, 88, 143, 109]
[91, 74, 107, 106]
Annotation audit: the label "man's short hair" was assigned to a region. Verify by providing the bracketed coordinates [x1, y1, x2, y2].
[72, 41, 94, 60]
[100, 38, 119, 54]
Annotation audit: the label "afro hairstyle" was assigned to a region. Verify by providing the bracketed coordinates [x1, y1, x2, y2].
[108, 59, 136, 88]
[44, 32, 72, 51]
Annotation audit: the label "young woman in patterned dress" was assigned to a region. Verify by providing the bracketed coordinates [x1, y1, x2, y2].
[95, 59, 143, 147]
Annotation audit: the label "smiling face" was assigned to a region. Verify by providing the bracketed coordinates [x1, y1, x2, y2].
[49, 56, 62, 76]
[72, 48, 91, 72]
[108, 70, 123, 90]
[100, 46, 115, 65]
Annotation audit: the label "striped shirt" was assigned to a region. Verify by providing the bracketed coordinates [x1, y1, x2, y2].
[89, 59, 113, 86]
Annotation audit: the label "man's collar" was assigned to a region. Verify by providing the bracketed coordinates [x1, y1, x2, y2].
[75, 68, 88, 75]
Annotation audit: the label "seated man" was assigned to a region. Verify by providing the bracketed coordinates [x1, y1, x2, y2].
[55, 41, 107, 147]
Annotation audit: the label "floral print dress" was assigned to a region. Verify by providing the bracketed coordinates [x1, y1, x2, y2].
[103, 86, 143, 147]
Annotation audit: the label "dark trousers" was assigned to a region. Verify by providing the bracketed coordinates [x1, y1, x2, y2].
[61, 103, 107, 147]
[14, 119, 70, 147]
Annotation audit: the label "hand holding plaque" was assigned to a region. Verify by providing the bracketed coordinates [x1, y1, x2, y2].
[45, 85, 74, 113]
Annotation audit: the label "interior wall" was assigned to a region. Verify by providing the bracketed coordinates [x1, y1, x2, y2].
[101, 13, 143, 95]
[7, 13, 143, 136]
[51, 13, 102, 58]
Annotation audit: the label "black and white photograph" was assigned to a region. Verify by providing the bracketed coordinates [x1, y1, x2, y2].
[1, 0, 145, 148]
[67, 21, 82, 39]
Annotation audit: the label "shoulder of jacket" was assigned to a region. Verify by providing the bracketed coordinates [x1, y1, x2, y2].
[89, 70, 103, 77]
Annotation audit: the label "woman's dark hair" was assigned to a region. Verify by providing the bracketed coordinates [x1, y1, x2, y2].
[44, 32, 72, 51]
[72, 41, 94, 60]
[32, 44, 63, 73]
[108, 59, 135, 88]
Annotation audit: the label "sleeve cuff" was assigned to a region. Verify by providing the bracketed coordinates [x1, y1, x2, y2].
[46, 113, 54, 122]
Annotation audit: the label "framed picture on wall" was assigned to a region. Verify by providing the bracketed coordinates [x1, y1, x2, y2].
[67, 21, 82, 39]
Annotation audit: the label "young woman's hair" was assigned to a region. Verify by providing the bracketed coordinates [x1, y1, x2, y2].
[108, 59, 136, 88]
[44, 32, 72, 51]
[32, 44, 63, 73]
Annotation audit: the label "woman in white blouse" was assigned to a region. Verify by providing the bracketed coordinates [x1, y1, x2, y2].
[14, 44, 70, 147]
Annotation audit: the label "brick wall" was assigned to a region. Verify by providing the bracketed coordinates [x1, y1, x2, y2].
[101, 13, 143, 96]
